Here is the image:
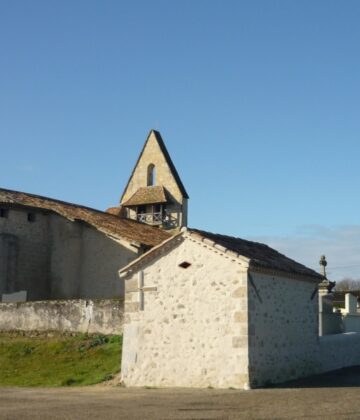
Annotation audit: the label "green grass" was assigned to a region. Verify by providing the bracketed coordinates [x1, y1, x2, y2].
[0, 332, 122, 387]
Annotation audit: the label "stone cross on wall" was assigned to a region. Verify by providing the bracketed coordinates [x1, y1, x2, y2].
[137, 271, 157, 311]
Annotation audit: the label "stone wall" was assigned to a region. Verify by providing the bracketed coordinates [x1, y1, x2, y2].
[121, 236, 250, 388]
[320, 312, 343, 335]
[0, 299, 123, 335]
[0, 208, 51, 300]
[318, 333, 360, 373]
[248, 272, 319, 387]
[0, 206, 138, 300]
[338, 293, 360, 334]
[343, 315, 360, 333]
[120, 236, 360, 388]
[49, 215, 136, 299]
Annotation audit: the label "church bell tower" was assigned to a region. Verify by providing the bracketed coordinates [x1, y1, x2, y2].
[109, 130, 189, 230]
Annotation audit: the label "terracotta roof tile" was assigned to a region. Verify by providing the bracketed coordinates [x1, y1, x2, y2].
[122, 186, 168, 207]
[0, 188, 171, 247]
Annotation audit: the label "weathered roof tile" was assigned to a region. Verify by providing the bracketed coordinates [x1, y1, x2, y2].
[0, 188, 171, 247]
[120, 228, 324, 281]
[122, 186, 168, 207]
[189, 228, 323, 280]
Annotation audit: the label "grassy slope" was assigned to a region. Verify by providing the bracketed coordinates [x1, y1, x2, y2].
[0, 333, 122, 387]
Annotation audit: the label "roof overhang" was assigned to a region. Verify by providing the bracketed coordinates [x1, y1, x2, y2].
[119, 227, 324, 283]
[121, 186, 169, 207]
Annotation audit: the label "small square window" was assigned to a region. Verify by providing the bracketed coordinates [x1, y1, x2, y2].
[27, 213, 36, 222]
[179, 261, 191, 269]
[0, 209, 9, 218]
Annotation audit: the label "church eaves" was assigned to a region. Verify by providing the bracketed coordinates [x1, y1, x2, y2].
[0, 188, 171, 248]
[188, 229, 324, 281]
[119, 227, 324, 282]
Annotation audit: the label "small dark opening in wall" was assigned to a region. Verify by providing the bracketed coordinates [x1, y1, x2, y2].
[179, 261, 191, 269]
[27, 213, 36, 222]
[0, 209, 9, 218]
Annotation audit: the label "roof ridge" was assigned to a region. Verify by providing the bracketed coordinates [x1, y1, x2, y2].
[119, 224, 324, 281]
[188, 227, 323, 280]
[188, 227, 310, 261]
[188, 228, 272, 247]
[0, 187, 109, 216]
[0, 187, 171, 247]
[189, 228, 325, 280]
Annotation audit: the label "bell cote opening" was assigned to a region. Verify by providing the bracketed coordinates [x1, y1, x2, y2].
[147, 164, 156, 186]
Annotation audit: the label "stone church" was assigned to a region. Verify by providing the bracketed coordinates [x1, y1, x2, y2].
[2, 128, 359, 389]
[0, 130, 186, 301]
[120, 228, 324, 389]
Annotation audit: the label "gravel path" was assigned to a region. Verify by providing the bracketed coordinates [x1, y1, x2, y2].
[1, 367, 360, 419]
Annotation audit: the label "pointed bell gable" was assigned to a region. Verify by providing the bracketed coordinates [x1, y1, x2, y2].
[120, 130, 189, 205]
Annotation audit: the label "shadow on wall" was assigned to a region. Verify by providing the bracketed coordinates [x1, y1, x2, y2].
[0, 234, 19, 295]
[49, 223, 135, 300]
[0, 212, 138, 301]
[272, 366, 360, 389]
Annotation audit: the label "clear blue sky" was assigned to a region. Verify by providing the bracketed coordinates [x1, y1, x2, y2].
[1, 1, 359, 279]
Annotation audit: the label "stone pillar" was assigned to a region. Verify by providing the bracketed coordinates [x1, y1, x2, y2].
[319, 255, 327, 277]
[318, 255, 338, 335]
[345, 293, 357, 314]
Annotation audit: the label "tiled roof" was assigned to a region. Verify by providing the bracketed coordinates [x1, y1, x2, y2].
[120, 227, 324, 281]
[122, 186, 168, 207]
[0, 188, 171, 247]
[189, 229, 323, 280]
[105, 206, 123, 216]
[120, 130, 189, 202]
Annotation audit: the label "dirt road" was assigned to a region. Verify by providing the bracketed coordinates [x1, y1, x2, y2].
[1, 367, 360, 419]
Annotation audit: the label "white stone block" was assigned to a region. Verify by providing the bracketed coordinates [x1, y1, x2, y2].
[345, 293, 357, 314]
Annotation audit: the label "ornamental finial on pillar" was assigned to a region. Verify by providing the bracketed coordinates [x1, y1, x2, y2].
[319, 255, 327, 278]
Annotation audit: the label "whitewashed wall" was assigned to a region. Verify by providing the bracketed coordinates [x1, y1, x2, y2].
[121, 236, 250, 388]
